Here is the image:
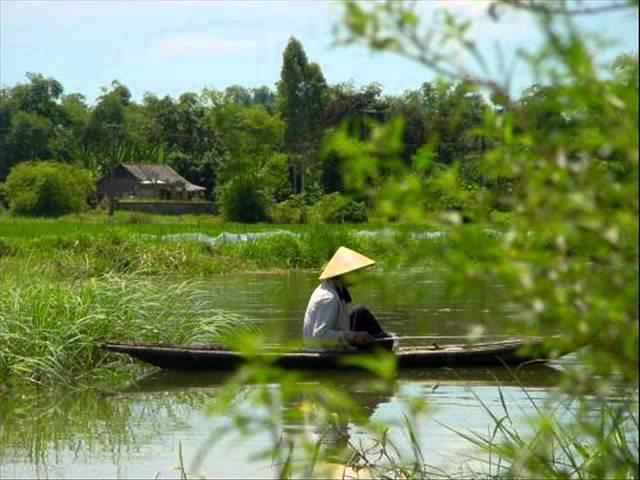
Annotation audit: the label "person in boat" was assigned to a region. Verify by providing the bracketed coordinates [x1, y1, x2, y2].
[302, 246, 395, 351]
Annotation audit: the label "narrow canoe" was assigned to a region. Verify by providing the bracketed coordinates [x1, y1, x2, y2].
[101, 338, 561, 370]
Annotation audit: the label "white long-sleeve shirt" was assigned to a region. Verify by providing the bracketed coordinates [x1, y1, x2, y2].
[302, 281, 351, 349]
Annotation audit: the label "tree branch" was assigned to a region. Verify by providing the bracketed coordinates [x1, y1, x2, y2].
[501, 0, 635, 16]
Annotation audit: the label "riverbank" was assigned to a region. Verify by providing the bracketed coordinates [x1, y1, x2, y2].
[0, 212, 463, 279]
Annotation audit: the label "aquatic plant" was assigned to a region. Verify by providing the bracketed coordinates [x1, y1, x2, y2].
[0, 275, 244, 388]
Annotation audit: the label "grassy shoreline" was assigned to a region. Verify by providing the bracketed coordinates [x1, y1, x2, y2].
[0, 210, 409, 237]
[1, 213, 458, 279]
[0, 213, 462, 389]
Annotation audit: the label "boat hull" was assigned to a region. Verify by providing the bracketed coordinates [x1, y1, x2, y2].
[101, 339, 554, 370]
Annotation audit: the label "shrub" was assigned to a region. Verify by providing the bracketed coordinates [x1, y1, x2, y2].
[217, 174, 269, 223]
[269, 194, 308, 224]
[0, 183, 8, 209]
[232, 235, 306, 268]
[313, 193, 368, 223]
[4, 161, 95, 217]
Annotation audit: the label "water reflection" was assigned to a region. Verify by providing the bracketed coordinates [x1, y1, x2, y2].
[0, 364, 563, 478]
[127, 363, 563, 395]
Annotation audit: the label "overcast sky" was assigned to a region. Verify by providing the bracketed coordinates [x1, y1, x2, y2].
[1, 0, 637, 104]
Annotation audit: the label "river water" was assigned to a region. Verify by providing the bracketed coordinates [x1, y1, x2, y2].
[1, 271, 570, 479]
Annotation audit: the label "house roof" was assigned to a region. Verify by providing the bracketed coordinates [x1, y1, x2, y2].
[121, 164, 206, 191]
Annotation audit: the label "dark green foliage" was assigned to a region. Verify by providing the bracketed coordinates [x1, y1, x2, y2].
[278, 37, 328, 193]
[218, 174, 269, 223]
[4, 161, 94, 217]
[314, 192, 368, 223]
[389, 81, 488, 165]
[269, 193, 367, 224]
[269, 195, 308, 224]
[0, 111, 54, 178]
[224, 85, 277, 113]
[320, 151, 344, 193]
[0, 182, 7, 209]
[83, 81, 131, 154]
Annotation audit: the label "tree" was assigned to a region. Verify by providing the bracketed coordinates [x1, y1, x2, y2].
[203, 87, 287, 209]
[251, 86, 277, 114]
[321, 82, 389, 196]
[334, 1, 638, 477]
[84, 81, 131, 154]
[0, 73, 68, 179]
[324, 82, 387, 131]
[50, 93, 90, 165]
[10, 72, 64, 123]
[217, 173, 269, 223]
[224, 85, 253, 107]
[278, 37, 328, 194]
[83, 81, 133, 215]
[2, 111, 53, 170]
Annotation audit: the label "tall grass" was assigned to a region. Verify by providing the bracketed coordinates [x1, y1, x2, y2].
[0, 212, 385, 238]
[0, 224, 449, 280]
[0, 275, 245, 388]
[444, 384, 639, 479]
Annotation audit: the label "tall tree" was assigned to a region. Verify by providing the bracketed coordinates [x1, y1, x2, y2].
[0, 73, 67, 179]
[83, 80, 131, 155]
[277, 37, 328, 193]
[83, 81, 133, 215]
[321, 82, 388, 192]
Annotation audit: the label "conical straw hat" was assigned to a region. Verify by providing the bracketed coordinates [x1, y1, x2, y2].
[319, 247, 376, 280]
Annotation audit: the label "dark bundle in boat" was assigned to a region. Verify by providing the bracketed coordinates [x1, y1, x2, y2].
[101, 337, 566, 371]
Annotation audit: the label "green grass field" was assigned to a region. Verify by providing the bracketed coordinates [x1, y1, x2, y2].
[0, 210, 395, 237]
[0, 211, 454, 278]
[0, 211, 292, 237]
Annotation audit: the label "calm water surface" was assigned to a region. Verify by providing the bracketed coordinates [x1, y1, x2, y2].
[1, 271, 568, 479]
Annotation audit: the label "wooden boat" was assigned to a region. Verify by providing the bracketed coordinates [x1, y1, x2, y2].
[101, 338, 562, 371]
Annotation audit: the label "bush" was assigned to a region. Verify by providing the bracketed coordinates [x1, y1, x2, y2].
[313, 193, 368, 223]
[217, 174, 269, 223]
[270, 193, 369, 224]
[0, 183, 8, 209]
[4, 161, 95, 217]
[269, 194, 308, 224]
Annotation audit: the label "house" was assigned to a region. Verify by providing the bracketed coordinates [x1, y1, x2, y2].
[97, 164, 206, 202]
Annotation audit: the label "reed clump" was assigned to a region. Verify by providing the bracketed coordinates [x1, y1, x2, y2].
[0, 275, 243, 388]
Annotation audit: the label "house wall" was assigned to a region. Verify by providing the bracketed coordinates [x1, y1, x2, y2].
[97, 166, 141, 200]
[115, 200, 217, 215]
[136, 185, 159, 199]
[97, 176, 139, 200]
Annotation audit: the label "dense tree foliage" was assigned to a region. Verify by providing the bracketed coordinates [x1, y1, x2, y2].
[1, 35, 635, 228]
[277, 37, 329, 194]
[0, 38, 495, 215]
